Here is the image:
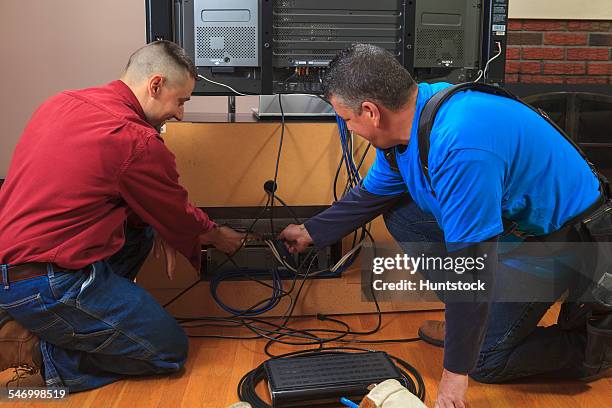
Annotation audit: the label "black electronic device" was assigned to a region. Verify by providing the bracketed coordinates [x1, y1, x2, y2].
[145, 0, 508, 95]
[264, 351, 407, 407]
[199, 206, 342, 280]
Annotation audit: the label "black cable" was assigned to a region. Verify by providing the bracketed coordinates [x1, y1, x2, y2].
[356, 142, 372, 174]
[162, 198, 273, 309]
[162, 78, 433, 365]
[258, 225, 380, 358]
[191, 244, 322, 342]
[256, 211, 365, 345]
[162, 279, 201, 309]
[162, 158, 429, 405]
[271, 193, 300, 224]
[333, 152, 345, 201]
[269, 93, 286, 236]
[173, 190, 428, 349]
[204, 95, 289, 318]
[159, 100, 430, 408]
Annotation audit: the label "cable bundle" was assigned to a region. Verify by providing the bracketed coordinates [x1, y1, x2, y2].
[159, 89, 430, 406]
[210, 268, 284, 316]
[334, 115, 372, 200]
[238, 348, 426, 408]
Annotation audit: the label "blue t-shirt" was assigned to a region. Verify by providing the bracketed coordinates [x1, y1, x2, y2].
[363, 82, 600, 247]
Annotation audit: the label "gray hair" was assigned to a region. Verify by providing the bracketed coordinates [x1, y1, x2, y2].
[322, 44, 417, 112]
[123, 40, 197, 86]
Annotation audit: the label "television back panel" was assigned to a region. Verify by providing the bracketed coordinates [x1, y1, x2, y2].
[414, 0, 481, 69]
[194, 0, 260, 67]
[146, 0, 506, 94]
[145, 0, 175, 42]
[272, 0, 406, 68]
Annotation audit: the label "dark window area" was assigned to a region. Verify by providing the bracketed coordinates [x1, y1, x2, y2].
[524, 92, 612, 175]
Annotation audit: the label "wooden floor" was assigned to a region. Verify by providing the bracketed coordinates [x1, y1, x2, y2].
[3, 305, 610, 408]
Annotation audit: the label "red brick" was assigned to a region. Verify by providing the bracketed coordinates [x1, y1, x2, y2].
[522, 47, 565, 60]
[565, 77, 609, 84]
[519, 62, 542, 74]
[567, 21, 611, 31]
[508, 32, 543, 46]
[567, 48, 609, 61]
[519, 75, 565, 84]
[589, 33, 612, 46]
[506, 47, 520, 60]
[543, 32, 588, 46]
[543, 62, 586, 75]
[523, 20, 566, 31]
[508, 20, 522, 31]
[588, 62, 612, 75]
[505, 74, 519, 83]
[505, 61, 519, 74]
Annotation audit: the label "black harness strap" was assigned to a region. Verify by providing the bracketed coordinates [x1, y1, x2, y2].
[383, 82, 611, 237]
[416, 83, 515, 190]
[414, 82, 610, 199]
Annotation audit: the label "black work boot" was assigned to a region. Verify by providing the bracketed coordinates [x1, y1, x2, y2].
[0, 319, 45, 387]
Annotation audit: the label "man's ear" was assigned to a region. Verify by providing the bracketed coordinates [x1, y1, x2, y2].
[147, 74, 165, 98]
[361, 101, 381, 127]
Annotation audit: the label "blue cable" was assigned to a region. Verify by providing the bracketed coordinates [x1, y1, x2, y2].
[335, 115, 360, 186]
[210, 267, 283, 316]
[211, 115, 365, 314]
[340, 397, 359, 408]
[333, 114, 367, 274]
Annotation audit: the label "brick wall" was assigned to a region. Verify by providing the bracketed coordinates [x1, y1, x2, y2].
[506, 20, 612, 84]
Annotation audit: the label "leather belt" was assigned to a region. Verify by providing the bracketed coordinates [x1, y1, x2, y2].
[5, 263, 50, 282]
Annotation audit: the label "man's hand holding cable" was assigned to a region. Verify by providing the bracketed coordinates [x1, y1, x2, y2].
[200, 224, 245, 254]
[279, 224, 313, 253]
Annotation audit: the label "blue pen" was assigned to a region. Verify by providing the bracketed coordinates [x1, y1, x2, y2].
[340, 397, 359, 408]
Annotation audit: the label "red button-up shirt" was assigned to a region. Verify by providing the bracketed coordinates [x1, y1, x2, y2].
[0, 80, 214, 270]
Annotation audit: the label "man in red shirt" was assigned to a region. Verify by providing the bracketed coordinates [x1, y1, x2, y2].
[0, 41, 243, 391]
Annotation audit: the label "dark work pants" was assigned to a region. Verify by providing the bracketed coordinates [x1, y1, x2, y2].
[383, 195, 590, 382]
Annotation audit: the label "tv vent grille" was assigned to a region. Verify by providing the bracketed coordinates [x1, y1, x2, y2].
[196, 27, 256, 59]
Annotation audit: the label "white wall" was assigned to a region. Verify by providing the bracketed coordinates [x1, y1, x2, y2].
[0, 0, 256, 178]
[510, 0, 612, 20]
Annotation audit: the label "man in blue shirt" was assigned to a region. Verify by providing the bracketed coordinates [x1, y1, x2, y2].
[280, 44, 608, 407]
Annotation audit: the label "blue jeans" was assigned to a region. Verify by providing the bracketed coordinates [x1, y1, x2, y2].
[383, 195, 589, 382]
[0, 226, 188, 392]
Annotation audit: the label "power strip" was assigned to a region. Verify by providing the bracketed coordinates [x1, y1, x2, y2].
[265, 352, 406, 407]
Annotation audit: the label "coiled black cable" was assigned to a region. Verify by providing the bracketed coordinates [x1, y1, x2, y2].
[237, 348, 426, 408]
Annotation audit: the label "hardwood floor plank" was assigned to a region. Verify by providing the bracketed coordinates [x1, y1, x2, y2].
[3, 308, 610, 407]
